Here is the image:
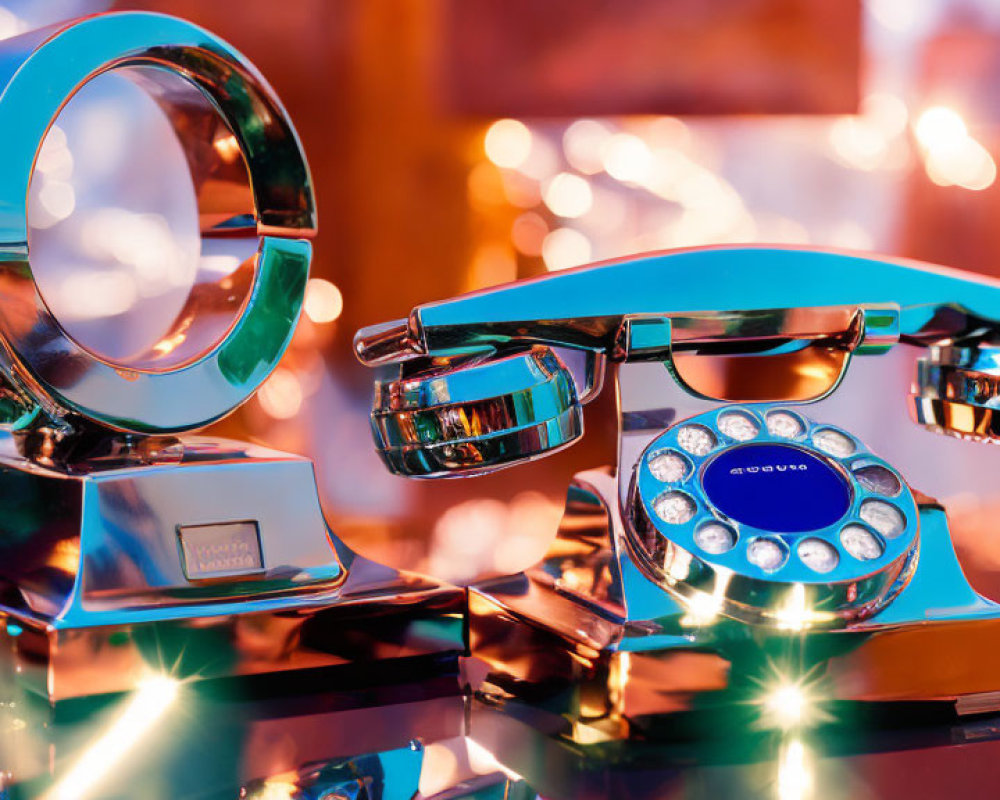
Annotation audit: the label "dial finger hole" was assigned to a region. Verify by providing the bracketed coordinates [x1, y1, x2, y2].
[652, 491, 696, 525]
[648, 450, 691, 483]
[859, 499, 906, 539]
[747, 537, 788, 572]
[676, 424, 716, 456]
[798, 537, 839, 573]
[840, 524, 884, 561]
[813, 428, 856, 457]
[765, 410, 804, 439]
[718, 410, 760, 441]
[853, 464, 901, 497]
[694, 522, 737, 555]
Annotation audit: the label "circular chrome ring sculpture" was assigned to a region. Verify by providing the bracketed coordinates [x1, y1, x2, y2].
[371, 347, 583, 477]
[628, 405, 919, 626]
[0, 12, 315, 433]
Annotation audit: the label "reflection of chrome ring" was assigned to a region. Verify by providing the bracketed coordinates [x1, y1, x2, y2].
[0, 12, 315, 433]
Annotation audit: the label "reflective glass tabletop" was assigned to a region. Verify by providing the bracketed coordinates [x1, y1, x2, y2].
[4, 657, 1000, 800]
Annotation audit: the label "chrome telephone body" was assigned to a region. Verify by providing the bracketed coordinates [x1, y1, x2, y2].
[356, 245, 1000, 741]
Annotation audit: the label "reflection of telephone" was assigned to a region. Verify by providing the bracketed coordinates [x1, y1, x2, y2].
[356, 246, 1000, 737]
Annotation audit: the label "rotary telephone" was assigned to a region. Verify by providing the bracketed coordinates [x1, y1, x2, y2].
[355, 245, 1000, 738]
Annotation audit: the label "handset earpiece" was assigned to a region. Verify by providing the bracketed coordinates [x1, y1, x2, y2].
[371, 346, 583, 477]
[912, 343, 1000, 441]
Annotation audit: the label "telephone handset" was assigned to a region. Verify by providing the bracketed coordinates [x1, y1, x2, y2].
[356, 246, 997, 477]
[356, 245, 1000, 729]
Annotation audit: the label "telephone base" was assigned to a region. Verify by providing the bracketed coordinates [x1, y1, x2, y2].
[0, 434, 465, 700]
[465, 468, 1000, 735]
[2, 571, 465, 702]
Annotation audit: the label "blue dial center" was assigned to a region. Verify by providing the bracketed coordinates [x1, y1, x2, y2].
[701, 443, 850, 533]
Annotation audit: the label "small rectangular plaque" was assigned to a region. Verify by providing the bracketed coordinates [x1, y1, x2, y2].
[178, 521, 264, 581]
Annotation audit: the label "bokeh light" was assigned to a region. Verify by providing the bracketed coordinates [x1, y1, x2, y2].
[563, 119, 614, 174]
[915, 106, 996, 190]
[0, 7, 25, 39]
[543, 172, 593, 218]
[541, 227, 591, 271]
[915, 106, 967, 148]
[484, 118, 532, 169]
[303, 277, 344, 323]
[510, 211, 548, 256]
[469, 243, 517, 287]
[602, 132, 652, 183]
[258, 367, 304, 419]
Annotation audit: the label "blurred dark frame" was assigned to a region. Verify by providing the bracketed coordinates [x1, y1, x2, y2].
[442, 0, 860, 116]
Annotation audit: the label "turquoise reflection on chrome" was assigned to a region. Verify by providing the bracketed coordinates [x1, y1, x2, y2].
[0, 12, 315, 433]
[413, 247, 1000, 347]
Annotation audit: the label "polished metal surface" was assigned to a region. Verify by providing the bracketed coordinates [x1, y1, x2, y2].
[0, 12, 466, 703]
[0, 12, 315, 434]
[628, 406, 919, 626]
[0, 436, 343, 628]
[372, 346, 583, 476]
[9, 665, 1000, 799]
[467, 462, 1000, 727]
[0, 432, 465, 700]
[469, 692, 1000, 800]
[0, 665, 473, 799]
[355, 247, 960, 475]
[14, 7, 1000, 800]
[355, 244, 1000, 753]
[355, 246, 987, 362]
[912, 344, 1000, 442]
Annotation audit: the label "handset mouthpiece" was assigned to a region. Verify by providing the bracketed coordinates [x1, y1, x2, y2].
[354, 316, 426, 366]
